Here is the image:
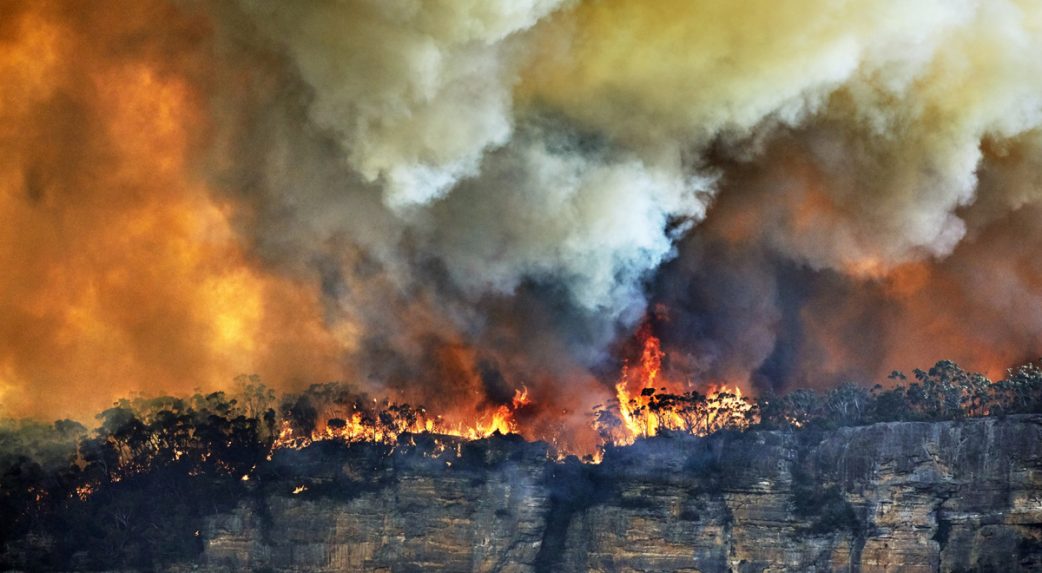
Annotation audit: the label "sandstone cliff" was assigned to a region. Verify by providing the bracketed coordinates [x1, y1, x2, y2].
[171, 415, 1042, 572]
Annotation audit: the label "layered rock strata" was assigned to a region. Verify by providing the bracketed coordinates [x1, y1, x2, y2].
[170, 416, 1042, 572]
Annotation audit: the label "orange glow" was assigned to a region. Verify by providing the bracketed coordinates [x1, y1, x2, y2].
[0, 3, 348, 420]
[842, 256, 889, 280]
[606, 326, 755, 447]
[882, 262, 932, 298]
[614, 324, 665, 439]
[512, 385, 531, 409]
[74, 483, 95, 501]
[272, 392, 529, 454]
[2, 0, 1034, 460]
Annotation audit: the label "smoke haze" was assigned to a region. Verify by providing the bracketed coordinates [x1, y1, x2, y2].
[3, 1, 1042, 441]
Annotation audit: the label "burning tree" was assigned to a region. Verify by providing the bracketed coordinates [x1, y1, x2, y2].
[597, 329, 757, 446]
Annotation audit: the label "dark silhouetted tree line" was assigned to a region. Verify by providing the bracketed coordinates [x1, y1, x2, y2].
[0, 377, 445, 570]
[2, 361, 1042, 569]
[593, 359, 1042, 443]
[0, 377, 280, 570]
[755, 360, 1042, 430]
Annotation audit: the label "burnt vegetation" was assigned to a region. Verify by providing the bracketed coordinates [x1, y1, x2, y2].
[1, 360, 1042, 569]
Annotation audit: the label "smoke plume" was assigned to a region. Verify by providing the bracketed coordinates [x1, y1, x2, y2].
[3, 1, 1042, 444]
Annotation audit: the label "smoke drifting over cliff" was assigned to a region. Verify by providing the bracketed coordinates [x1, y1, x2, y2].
[3, 1, 1042, 434]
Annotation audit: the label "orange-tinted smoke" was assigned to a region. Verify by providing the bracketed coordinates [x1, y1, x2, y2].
[679, 125, 1042, 389]
[4, 0, 1041, 441]
[0, 2, 347, 420]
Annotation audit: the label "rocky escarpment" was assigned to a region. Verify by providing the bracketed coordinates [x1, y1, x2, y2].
[165, 415, 1042, 573]
[5, 416, 1037, 572]
[552, 417, 1042, 572]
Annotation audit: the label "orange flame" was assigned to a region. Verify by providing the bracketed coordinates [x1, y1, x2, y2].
[512, 385, 531, 409]
[269, 328, 756, 456]
[607, 327, 755, 447]
[272, 386, 535, 452]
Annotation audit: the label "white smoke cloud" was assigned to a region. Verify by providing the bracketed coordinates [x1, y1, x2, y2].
[523, 0, 1042, 273]
[237, 0, 566, 209]
[420, 125, 712, 321]
[212, 0, 1042, 397]
[11, 0, 1042, 428]
[228, 0, 714, 331]
[237, 0, 1042, 288]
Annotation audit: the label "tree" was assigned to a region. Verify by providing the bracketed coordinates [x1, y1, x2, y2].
[592, 404, 622, 446]
[825, 383, 870, 426]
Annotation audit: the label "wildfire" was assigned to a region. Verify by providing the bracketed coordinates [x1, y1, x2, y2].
[266, 326, 757, 461]
[470, 405, 515, 438]
[512, 385, 531, 409]
[60, 325, 759, 510]
[614, 324, 665, 439]
[601, 327, 755, 447]
[74, 484, 95, 501]
[272, 388, 531, 453]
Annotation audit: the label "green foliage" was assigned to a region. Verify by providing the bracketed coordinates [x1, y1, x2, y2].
[758, 359, 1042, 430]
[993, 363, 1042, 414]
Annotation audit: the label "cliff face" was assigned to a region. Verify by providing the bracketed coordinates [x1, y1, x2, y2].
[181, 416, 1042, 573]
